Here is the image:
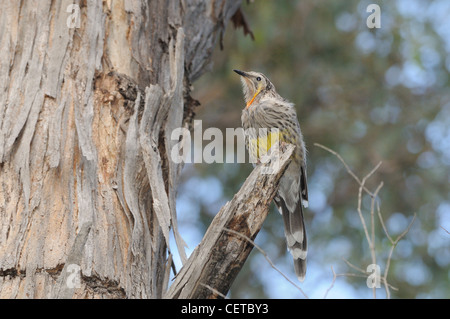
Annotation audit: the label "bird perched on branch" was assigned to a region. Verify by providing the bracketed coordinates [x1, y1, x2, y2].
[234, 69, 309, 281]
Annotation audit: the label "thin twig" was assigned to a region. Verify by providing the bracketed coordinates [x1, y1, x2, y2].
[335, 273, 368, 279]
[441, 226, 450, 235]
[315, 143, 415, 299]
[371, 182, 384, 252]
[314, 143, 363, 186]
[314, 143, 381, 196]
[383, 278, 398, 291]
[323, 266, 337, 299]
[393, 213, 416, 245]
[342, 258, 366, 274]
[369, 181, 383, 298]
[382, 213, 416, 298]
[316, 142, 382, 294]
[200, 283, 228, 299]
[376, 200, 394, 244]
[383, 245, 395, 299]
[223, 228, 309, 299]
[357, 170, 373, 249]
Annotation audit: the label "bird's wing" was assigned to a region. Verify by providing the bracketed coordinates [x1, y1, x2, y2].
[300, 164, 308, 208]
[275, 153, 308, 281]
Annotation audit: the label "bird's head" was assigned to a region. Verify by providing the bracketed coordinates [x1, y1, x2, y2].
[234, 69, 275, 108]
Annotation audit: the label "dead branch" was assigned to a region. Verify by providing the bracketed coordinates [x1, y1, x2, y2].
[314, 143, 380, 196]
[315, 143, 415, 299]
[165, 144, 295, 299]
[381, 213, 416, 298]
[323, 266, 337, 299]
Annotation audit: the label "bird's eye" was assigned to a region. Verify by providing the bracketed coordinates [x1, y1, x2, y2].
[256, 77, 261, 81]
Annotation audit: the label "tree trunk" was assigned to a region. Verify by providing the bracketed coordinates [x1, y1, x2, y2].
[0, 0, 243, 299]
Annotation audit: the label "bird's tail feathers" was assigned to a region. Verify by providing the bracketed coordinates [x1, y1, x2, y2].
[276, 196, 307, 282]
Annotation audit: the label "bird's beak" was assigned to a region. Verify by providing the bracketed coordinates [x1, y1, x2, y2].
[233, 69, 248, 77]
[234, 70, 260, 109]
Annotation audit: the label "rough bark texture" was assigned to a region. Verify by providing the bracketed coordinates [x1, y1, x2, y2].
[0, 0, 242, 299]
[166, 145, 295, 299]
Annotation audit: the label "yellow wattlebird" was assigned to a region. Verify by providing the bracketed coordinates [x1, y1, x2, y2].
[234, 69, 309, 281]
